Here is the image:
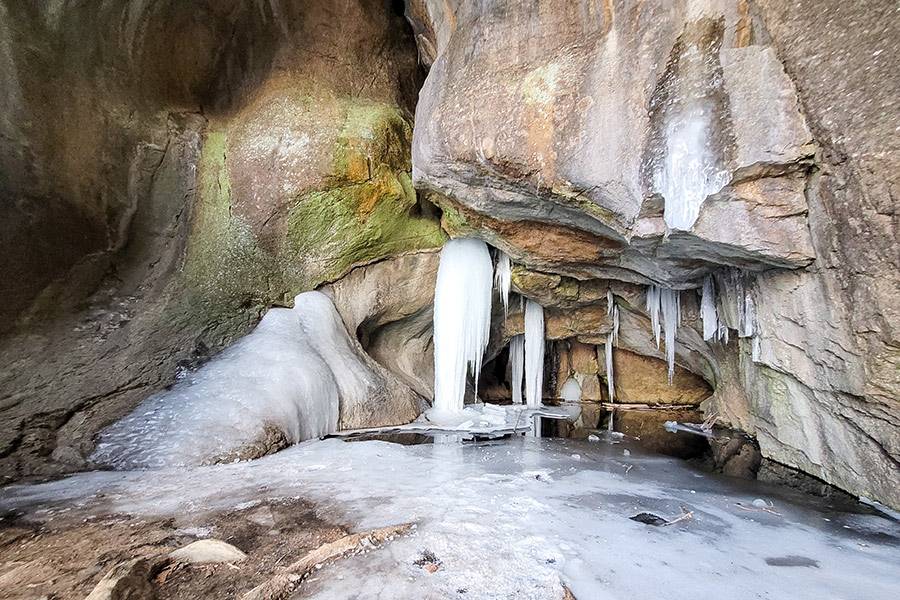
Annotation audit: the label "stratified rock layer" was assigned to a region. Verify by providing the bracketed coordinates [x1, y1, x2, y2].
[408, 0, 899, 507]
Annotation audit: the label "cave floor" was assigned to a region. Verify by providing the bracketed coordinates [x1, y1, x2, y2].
[1, 437, 898, 599]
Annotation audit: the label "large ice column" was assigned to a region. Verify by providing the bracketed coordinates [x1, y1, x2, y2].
[495, 251, 512, 316]
[91, 291, 368, 469]
[509, 334, 525, 404]
[432, 238, 495, 414]
[646, 285, 681, 384]
[524, 299, 545, 408]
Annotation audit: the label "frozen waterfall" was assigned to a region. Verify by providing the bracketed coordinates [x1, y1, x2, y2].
[646, 285, 681, 384]
[509, 334, 525, 405]
[91, 291, 366, 469]
[524, 299, 545, 408]
[495, 251, 512, 315]
[432, 238, 494, 414]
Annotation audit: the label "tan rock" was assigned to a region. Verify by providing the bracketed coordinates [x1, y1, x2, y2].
[169, 539, 247, 565]
[84, 558, 156, 600]
[612, 350, 711, 406]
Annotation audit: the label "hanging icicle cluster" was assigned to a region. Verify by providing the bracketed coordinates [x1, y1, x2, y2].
[646, 285, 681, 384]
[605, 289, 619, 402]
[700, 271, 757, 346]
[524, 299, 545, 408]
[495, 251, 512, 315]
[432, 238, 494, 414]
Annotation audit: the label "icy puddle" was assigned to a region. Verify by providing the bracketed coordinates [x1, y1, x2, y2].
[2, 437, 898, 599]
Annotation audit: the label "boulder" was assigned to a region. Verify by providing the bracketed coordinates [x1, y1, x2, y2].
[84, 558, 157, 600]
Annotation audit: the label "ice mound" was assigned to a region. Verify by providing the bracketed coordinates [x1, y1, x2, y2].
[92, 291, 384, 469]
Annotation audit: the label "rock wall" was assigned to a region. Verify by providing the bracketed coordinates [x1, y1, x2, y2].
[0, 0, 440, 480]
[407, 0, 899, 507]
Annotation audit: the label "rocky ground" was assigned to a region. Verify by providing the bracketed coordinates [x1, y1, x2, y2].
[0, 497, 355, 599]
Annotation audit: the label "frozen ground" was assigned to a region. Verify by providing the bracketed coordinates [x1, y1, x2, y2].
[2, 437, 898, 599]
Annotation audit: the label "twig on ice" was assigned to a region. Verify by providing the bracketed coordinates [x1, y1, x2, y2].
[662, 507, 694, 526]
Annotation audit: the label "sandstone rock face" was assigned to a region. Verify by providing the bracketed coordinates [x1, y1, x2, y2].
[408, 0, 899, 507]
[411, 0, 815, 286]
[323, 250, 441, 399]
[610, 350, 711, 406]
[0, 0, 438, 479]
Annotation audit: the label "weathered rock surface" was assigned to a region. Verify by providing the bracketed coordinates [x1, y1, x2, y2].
[323, 250, 441, 399]
[84, 557, 157, 600]
[609, 349, 711, 406]
[407, 0, 899, 508]
[0, 0, 439, 480]
[411, 0, 815, 286]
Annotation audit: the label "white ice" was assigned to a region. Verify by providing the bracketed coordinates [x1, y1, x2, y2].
[494, 251, 512, 316]
[6, 438, 898, 600]
[417, 403, 574, 434]
[606, 290, 619, 402]
[91, 291, 374, 469]
[700, 274, 718, 341]
[432, 238, 494, 416]
[509, 334, 525, 405]
[524, 299, 545, 408]
[646, 285, 681, 383]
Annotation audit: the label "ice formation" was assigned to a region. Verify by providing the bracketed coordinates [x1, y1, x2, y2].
[646, 285, 681, 384]
[91, 291, 376, 469]
[605, 290, 619, 402]
[560, 377, 581, 402]
[700, 275, 718, 341]
[657, 112, 729, 230]
[646, 285, 662, 348]
[524, 299, 545, 408]
[652, 27, 730, 231]
[509, 334, 525, 405]
[432, 238, 494, 414]
[494, 251, 512, 315]
[741, 292, 755, 337]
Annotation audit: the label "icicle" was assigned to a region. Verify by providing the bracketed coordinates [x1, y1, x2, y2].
[524, 299, 545, 408]
[432, 238, 494, 414]
[741, 293, 755, 337]
[606, 289, 619, 402]
[700, 275, 718, 341]
[751, 335, 761, 362]
[647, 285, 681, 384]
[605, 332, 615, 402]
[495, 251, 511, 316]
[509, 334, 525, 405]
[607, 289, 620, 345]
[661, 288, 680, 384]
[646, 286, 662, 348]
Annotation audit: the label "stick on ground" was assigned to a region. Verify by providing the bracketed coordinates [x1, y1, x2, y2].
[241, 522, 414, 600]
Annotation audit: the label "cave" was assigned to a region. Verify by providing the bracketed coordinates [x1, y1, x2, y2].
[0, 0, 898, 598]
